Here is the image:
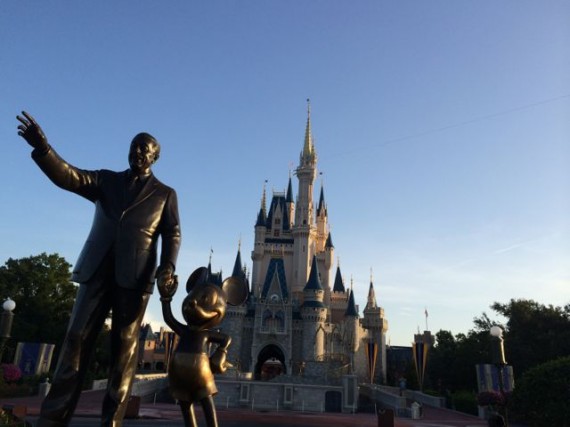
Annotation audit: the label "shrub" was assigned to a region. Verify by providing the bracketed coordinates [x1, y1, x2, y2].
[511, 356, 570, 426]
[451, 390, 478, 415]
[1, 364, 22, 383]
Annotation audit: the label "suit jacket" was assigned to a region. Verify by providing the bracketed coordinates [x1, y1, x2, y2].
[33, 146, 181, 293]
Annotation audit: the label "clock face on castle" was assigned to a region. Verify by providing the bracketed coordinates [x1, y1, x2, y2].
[270, 294, 280, 303]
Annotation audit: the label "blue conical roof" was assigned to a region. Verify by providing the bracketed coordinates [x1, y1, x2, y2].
[345, 290, 358, 317]
[317, 185, 326, 215]
[304, 255, 323, 291]
[232, 249, 245, 280]
[332, 265, 345, 293]
[286, 176, 294, 203]
[325, 232, 334, 249]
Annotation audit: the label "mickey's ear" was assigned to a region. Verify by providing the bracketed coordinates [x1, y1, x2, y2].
[221, 276, 248, 306]
[186, 267, 209, 293]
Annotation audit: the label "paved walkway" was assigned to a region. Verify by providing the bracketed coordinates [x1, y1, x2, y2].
[1, 390, 490, 427]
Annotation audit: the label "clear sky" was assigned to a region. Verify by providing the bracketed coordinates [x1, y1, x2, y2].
[1, 1, 568, 346]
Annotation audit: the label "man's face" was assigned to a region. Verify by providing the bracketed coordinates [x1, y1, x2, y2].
[128, 138, 158, 174]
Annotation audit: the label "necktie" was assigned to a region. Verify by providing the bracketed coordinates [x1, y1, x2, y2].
[127, 175, 140, 204]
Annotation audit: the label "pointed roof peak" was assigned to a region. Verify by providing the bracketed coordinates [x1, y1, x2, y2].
[332, 264, 345, 293]
[261, 180, 268, 212]
[345, 289, 358, 317]
[286, 175, 294, 203]
[304, 255, 323, 291]
[365, 277, 377, 309]
[302, 98, 315, 160]
[232, 244, 245, 279]
[317, 183, 326, 215]
[325, 232, 334, 249]
[256, 181, 268, 226]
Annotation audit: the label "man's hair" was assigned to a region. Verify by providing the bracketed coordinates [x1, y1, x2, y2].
[131, 132, 161, 161]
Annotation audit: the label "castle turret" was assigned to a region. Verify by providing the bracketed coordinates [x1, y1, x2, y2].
[344, 289, 360, 354]
[286, 175, 295, 229]
[252, 183, 267, 296]
[329, 262, 347, 324]
[316, 185, 328, 252]
[361, 272, 389, 383]
[223, 245, 249, 364]
[301, 256, 327, 360]
[292, 100, 318, 302]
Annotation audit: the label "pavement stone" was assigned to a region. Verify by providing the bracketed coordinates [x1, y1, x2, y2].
[1, 390, 493, 427]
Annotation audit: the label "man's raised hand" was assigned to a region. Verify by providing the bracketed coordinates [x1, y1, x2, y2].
[17, 111, 49, 151]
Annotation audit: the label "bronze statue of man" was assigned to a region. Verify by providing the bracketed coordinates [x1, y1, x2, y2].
[16, 111, 181, 427]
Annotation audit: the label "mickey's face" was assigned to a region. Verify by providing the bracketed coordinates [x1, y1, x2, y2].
[182, 284, 227, 330]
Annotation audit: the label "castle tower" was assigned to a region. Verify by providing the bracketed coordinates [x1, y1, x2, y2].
[315, 185, 334, 308]
[252, 183, 267, 296]
[343, 288, 360, 372]
[330, 263, 348, 324]
[286, 175, 295, 229]
[292, 101, 318, 303]
[222, 245, 248, 366]
[301, 256, 327, 361]
[361, 272, 389, 383]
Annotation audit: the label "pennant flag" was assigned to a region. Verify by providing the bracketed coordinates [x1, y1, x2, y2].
[412, 340, 431, 391]
[364, 341, 378, 383]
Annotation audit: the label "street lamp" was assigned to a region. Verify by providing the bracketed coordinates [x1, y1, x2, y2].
[490, 325, 508, 426]
[0, 297, 16, 362]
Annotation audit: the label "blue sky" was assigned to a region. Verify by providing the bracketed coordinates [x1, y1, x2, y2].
[1, 1, 568, 346]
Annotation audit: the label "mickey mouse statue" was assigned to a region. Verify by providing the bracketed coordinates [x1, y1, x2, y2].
[158, 267, 248, 427]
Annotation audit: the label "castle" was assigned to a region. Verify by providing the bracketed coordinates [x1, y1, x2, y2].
[217, 103, 389, 385]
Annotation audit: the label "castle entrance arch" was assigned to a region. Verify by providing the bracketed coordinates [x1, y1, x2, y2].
[254, 344, 286, 381]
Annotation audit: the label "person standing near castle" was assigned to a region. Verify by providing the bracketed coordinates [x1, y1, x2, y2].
[16, 111, 181, 427]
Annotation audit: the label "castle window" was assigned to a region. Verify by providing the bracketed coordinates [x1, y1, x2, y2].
[275, 218, 281, 225]
[274, 230, 280, 237]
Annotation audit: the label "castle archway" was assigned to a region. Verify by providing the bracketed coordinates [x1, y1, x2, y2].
[254, 344, 286, 381]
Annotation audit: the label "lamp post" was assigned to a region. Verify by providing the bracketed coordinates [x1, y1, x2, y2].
[0, 297, 16, 362]
[490, 325, 508, 426]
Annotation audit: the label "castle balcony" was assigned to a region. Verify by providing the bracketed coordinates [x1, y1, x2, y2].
[258, 325, 287, 335]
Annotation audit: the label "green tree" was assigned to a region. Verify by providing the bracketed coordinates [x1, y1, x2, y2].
[427, 330, 457, 392]
[511, 356, 570, 426]
[427, 298, 570, 417]
[0, 253, 77, 362]
[428, 329, 491, 393]
[490, 299, 570, 376]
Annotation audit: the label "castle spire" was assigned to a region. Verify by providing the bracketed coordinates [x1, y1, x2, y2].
[304, 255, 323, 291]
[345, 289, 358, 317]
[365, 274, 377, 310]
[317, 183, 326, 216]
[332, 264, 345, 293]
[286, 175, 294, 203]
[261, 180, 267, 212]
[208, 247, 213, 276]
[325, 232, 334, 249]
[232, 241, 245, 280]
[256, 181, 267, 226]
[303, 98, 314, 159]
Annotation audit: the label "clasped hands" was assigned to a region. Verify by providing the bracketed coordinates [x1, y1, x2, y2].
[157, 265, 178, 301]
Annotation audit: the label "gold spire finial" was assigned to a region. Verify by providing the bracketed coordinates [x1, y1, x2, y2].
[238, 235, 242, 252]
[261, 180, 268, 212]
[303, 98, 313, 158]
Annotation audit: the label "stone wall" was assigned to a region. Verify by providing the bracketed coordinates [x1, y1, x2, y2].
[214, 378, 351, 413]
